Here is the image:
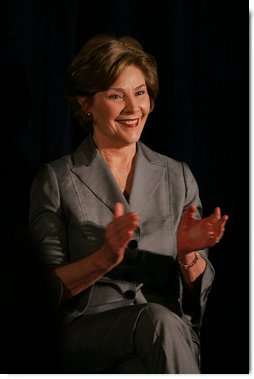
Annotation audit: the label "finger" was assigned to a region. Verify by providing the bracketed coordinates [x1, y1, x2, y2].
[218, 216, 228, 230]
[207, 207, 221, 225]
[221, 214, 229, 225]
[214, 215, 229, 233]
[214, 221, 228, 242]
[114, 202, 124, 218]
[107, 220, 137, 251]
[208, 213, 229, 245]
[213, 207, 221, 220]
[108, 213, 139, 235]
[184, 204, 197, 219]
[118, 229, 135, 247]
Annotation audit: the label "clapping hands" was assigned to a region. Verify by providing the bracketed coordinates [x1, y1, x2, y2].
[105, 202, 229, 264]
[104, 202, 139, 264]
[177, 205, 229, 255]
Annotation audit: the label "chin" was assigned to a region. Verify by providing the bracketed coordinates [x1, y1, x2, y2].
[126, 135, 141, 145]
[127, 128, 143, 141]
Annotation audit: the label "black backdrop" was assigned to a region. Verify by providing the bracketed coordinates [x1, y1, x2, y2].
[2, 0, 248, 374]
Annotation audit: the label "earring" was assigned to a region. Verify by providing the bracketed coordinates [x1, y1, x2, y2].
[87, 112, 93, 118]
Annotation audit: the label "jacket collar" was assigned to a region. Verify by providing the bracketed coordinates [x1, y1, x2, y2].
[70, 134, 166, 213]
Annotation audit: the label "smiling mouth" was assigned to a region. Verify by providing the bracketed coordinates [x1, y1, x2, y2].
[117, 118, 139, 128]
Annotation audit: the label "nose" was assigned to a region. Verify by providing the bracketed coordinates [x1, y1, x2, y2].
[122, 95, 139, 114]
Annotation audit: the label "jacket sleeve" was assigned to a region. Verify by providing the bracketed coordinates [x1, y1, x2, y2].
[178, 161, 215, 335]
[29, 163, 68, 305]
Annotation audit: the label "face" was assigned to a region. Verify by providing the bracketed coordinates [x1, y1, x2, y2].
[88, 65, 151, 149]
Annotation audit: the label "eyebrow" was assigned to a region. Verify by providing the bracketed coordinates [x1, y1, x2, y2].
[109, 84, 147, 92]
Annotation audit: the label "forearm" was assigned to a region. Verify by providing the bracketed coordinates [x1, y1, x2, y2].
[54, 243, 120, 302]
[177, 251, 206, 293]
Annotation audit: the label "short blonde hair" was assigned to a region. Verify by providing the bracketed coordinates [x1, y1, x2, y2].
[64, 34, 159, 130]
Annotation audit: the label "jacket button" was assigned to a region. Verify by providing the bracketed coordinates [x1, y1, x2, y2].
[128, 240, 138, 249]
[123, 290, 136, 300]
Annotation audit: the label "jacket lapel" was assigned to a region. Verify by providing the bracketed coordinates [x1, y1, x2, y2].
[70, 135, 166, 214]
[70, 136, 129, 212]
[129, 142, 166, 213]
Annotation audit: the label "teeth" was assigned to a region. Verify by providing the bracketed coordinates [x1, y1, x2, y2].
[119, 120, 137, 125]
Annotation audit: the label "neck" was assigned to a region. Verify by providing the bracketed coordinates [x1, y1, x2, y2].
[92, 138, 137, 194]
[92, 137, 137, 167]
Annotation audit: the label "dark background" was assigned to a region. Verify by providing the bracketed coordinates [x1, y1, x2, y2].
[2, 0, 248, 374]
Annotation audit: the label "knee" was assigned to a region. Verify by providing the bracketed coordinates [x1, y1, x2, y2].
[143, 303, 179, 323]
[138, 303, 189, 337]
[143, 302, 172, 317]
[134, 303, 200, 373]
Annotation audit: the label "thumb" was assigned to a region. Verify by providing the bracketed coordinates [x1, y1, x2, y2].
[114, 202, 124, 218]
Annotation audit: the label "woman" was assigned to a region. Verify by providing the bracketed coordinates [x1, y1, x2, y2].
[29, 34, 228, 373]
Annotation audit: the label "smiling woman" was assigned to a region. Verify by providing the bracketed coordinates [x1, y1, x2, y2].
[28, 33, 228, 374]
[77, 65, 151, 150]
[64, 34, 158, 132]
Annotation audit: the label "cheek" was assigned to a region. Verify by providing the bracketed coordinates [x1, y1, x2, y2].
[98, 104, 122, 119]
[141, 98, 151, 115]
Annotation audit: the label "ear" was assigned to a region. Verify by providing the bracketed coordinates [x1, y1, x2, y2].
[76, 96, 89, 111]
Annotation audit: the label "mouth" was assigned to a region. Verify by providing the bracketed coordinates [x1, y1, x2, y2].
[116, 118, 139, 128]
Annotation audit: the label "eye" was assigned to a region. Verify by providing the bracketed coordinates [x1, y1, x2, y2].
[109, 94, 123, 100]
[135, 90, 145, 96]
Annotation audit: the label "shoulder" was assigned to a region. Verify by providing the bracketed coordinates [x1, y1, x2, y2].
[32, 155, 71, 184]
[32, 136, 95, 188]
[30, 152, 73, 193]
[138, 141, 197, 185]
[138, 140, 186, 170]
[47, 154, 72, 172]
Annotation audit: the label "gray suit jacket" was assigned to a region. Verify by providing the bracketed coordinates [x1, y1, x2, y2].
[29, 135, 215, 332]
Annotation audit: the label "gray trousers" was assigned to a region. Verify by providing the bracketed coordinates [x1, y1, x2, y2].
[60, 302, 200, 374]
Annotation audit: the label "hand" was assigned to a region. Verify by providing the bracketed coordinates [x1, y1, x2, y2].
[104, 202, 140, 264]
[177, 205, 229, 255]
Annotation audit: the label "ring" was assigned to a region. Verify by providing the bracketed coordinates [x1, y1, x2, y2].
[209, 232, 215, 239]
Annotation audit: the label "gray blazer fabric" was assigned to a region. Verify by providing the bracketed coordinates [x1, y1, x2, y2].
[29, 135, 215, 332]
